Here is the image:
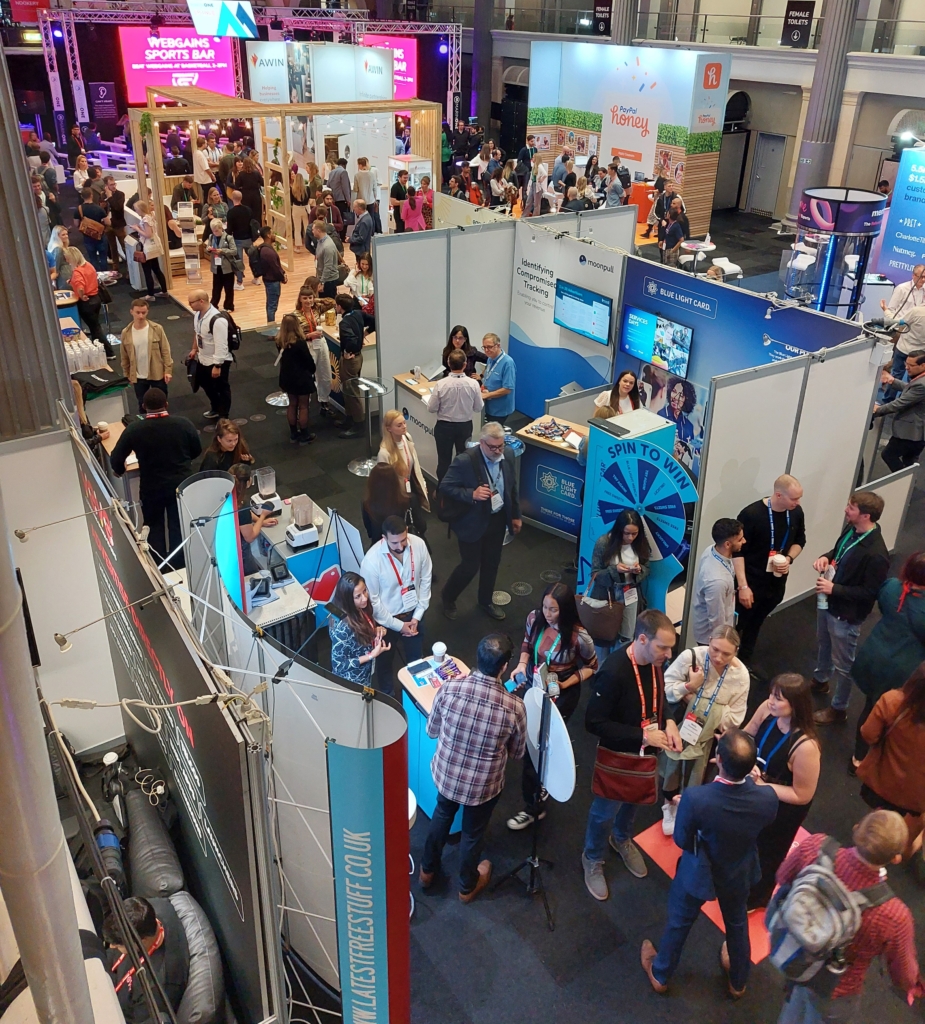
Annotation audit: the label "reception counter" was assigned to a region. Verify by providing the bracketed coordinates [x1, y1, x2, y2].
[515, 415, 589, 541]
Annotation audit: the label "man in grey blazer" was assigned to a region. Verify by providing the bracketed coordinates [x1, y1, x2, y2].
[875, 349, 925, 472]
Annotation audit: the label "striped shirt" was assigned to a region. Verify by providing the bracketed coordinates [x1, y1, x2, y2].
[426, 372, 484, 422]
[427, 670, 526, 805]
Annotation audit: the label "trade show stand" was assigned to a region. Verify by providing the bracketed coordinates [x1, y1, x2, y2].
[392, 373, 481, 482]
[322, 322, 378, 416]
[400, 655, 468, 835]
[246, 573, 315, 650]
[515, 415, 588, 541]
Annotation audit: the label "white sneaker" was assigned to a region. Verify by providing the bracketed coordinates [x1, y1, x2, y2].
[506, 809, 545, 831]
[661, 800, 677, 837]
[234, 282, 245, 291]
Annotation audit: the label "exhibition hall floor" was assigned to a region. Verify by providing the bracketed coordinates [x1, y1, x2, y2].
[95, 218, 924, 1023]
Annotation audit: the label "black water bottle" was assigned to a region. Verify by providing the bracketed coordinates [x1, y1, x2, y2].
[94, 819, 125, 895]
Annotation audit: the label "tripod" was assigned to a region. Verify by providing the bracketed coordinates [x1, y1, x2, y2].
[495, 689, 556, 930]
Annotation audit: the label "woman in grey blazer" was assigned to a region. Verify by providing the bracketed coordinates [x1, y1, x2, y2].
[207, 218, 239, 313]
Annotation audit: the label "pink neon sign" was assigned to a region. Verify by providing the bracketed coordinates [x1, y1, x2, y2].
[361, 34, 418, 100]
[118, 26, 236, 104]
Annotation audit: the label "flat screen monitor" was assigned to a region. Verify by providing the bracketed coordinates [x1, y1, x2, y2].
[553, 279, 613, 346]
[619, 304, 693, 378]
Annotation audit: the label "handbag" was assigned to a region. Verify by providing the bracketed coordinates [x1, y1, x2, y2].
[79, 216, 105, 240]
[577, 572, 624, 643]
[591, 747, 659, 805]
[98, 283, 113, 305]
[133, 243, 147, 264]
[185, 355, 200, 393]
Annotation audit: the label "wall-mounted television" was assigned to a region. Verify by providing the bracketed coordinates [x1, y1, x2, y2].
[553, 279, 613, 346]
[619, 304, 693, 378]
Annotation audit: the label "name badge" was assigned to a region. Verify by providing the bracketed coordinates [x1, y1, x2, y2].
[623, 586, 638, 607]
[679, 713, 704, 746]
[766, 549, 778, 573]
[214, 256, 223, 268]
[405, 479, 412, 494]
[401, 583, 416, 612]
[490, 489, 504, 512]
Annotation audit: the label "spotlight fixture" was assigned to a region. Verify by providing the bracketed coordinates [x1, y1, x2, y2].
[270, 16, 284, 31]
[439, 42, 448, 55]
[282, 30, 294, 42]
[53, 586, 174, 654]
[52, 27, 63, 38]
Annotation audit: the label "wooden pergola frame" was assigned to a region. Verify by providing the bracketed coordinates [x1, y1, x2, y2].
[128, 88, 443, 283]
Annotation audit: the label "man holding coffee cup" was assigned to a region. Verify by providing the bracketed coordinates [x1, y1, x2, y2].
[732, 474, 806, 668]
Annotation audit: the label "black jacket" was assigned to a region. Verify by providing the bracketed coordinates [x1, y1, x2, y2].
[823, 524, 890, 624]
[585, 643, 667, 753]
[338, 308, 365, 355]
[438, 445, 520, 543]
[350, 212, 374, 256]
[110, 415, 202, 497]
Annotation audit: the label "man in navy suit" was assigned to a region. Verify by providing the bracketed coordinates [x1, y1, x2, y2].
[439, 421, 521, 621]
[641, 729, 779, 999]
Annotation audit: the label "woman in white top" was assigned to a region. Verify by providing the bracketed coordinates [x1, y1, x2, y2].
[377, 409, 430, 533]
[659, 625, 750, 835]
[345, 252, 374, 299]
[525, 151, 548, 218]
[132, 200, 167, 299]
[72, 154, 89, 192]
[594, 369, 642, 414]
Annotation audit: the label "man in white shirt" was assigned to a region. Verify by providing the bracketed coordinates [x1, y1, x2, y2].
[881, 264, 925, 318]
[427, 349, 484, 481]
[882, 266, 925, 389]
[187, 289, 232, 420]
[359, 516, 433, 697]
[203, 133, 222, 173]
[690, 518, 744, 645]
[192, 137, 215, 195]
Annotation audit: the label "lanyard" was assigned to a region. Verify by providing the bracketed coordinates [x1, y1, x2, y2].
[627, 644, 660, 725]
[534, 627, 562, 668]
[767, 501, 790, 554]
[689, 654, 728, 718]
[756, 717, 792, 768]
[833, 526, 875, 567]
[711, 548, 735, 578]
[399, 437, 412, 478]
[111, 921, 165, 992]
[385, 541, 414, 589]
[483, 454, 503, 492]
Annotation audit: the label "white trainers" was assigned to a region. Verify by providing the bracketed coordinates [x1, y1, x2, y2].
[234, 282, 245, 291]
[506, 809, 545, 830]
[661, 800, 678, 837]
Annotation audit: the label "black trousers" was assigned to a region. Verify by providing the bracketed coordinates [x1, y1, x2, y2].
[735, 583, 785, 665]
[133, 378, 168, 413]
[321, 280, 338, 299]
[443, 510, 507, 608]
[422, 792, 501, 893]
[434, 419, 472, 482]
[882, 436, 924, 473]
[142, 488, 182, 569]
[211, 270, 235, 311]
[77, 295, 103, 343]
[374, 612, 423, 701]
[196, 360, 232, 418]
[142, 259, 167, 295]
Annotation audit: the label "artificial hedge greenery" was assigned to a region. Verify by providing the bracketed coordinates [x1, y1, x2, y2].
[527, 107, 603, 132]
[656, 123, 688, 147]
[686, 130, 723, 154]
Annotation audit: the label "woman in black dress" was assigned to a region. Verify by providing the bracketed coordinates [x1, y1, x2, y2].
[235, 156, 264, 226]
[441, 324, 486, 378]
[743, 672, 821, 910]
[276, 314, 316, 445]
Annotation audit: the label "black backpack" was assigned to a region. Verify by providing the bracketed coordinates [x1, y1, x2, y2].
[206, 310, 242, 352]
[435, 447, 483, 524]
[246, 244, 262, 278]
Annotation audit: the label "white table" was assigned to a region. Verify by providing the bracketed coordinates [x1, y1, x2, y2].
[679, 240, 716, 273]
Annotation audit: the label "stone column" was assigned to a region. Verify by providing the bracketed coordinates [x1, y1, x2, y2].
[472, 0, 493, 129]
[828, 91, 863, 187]
[784, 0, 862, 225]
[610, 0, 637, 45]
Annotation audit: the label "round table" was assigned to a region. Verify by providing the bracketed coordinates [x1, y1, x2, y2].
[679, 240, 716, 273]
[343, 374, 389, 477]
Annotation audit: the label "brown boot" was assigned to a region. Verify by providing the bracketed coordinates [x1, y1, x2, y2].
[811, 677, 830, 694]
[640, 940, 668, 994]
[458, 860, 492, 903]
[720, 941, 746, 999]
[814, 706, 847, 725]
[418, 867, 434, 889]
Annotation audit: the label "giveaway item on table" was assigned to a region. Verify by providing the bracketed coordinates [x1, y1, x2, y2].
[524, 417, 569, 442]
[408, 656, 463, 690]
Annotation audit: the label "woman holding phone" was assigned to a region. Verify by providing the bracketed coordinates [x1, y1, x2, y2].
[329, 571, 391, 688]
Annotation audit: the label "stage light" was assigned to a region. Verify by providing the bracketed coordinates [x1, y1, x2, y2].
[270, 16, 284, 31]
[52, 27, 63, 38]
[439, 43, 448, 54]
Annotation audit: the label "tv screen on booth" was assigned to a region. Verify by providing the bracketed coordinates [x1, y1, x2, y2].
[619, 304, 693, 378]
[118, 27, 237, 104]
[553, 279, 613, 346]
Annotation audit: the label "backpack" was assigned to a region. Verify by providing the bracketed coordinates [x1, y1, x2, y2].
[206, 310, 242, 353]
[246, 244, 262, 278]
[435, 448, 483, 524]
[766, 837, 893, 986]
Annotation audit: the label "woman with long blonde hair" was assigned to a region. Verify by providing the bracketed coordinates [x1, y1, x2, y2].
[290, 168, 309, 251]
[377, 409, 430, 534]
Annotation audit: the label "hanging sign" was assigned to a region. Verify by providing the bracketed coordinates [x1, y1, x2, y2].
[594, 0, 612, 36]
[781, 1, 815, 48]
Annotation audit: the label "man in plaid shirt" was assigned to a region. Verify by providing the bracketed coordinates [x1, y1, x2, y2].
[419, 633, 527, 903]
[775, 810, 924, 1023]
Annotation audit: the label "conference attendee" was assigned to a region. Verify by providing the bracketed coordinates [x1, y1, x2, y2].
[199, 419, 254, 473]
[49, 226, 72, 288]
[582, 609, 681, 899]
[192, 134, 215, 195]
[164, 145, 189, 176]
[171, 174, 199, 210]
[742, 673, 821, 910]
[24, 130, 42, 165]
[587, 509, 650, 653]
[524, 152, 548, 218]
[594, 369, 641, 413]
[660, 626, 750, 834]
[133, 201, 169, 300]
[857, 667, 925, 861]
[327, 157, 351, 217]
[400, 186, 427, 232]
[733, 473, 806, 666]
[428, 349, 484, 482]
[642, 729, 778, 999]
[76, 187, 109, 272]
[235, 157, 264, 225]
[444, 175, 467, 202]
[207, 218, 237, 314]
[362, 464, 411, 543]
[201, 187, 227, 236]
[812, 491, 890, 724]
[439, 422, 521, 622]
[345, 251, 374, 301]
[663, 209, 685, 266]
[378, 410, 429, 532]
[217, 143, 236, 194]
[459, 163, 477, 203]
[293, 288, 333, 416]
[551, 148, 570, 193]
[489, 167, 509, 208]
[480, 333, 516, 425]
[643, 176, 667, 238]
[72, 153, 89, 192]
[203, 133, 221, 173]
[849, 551, 925, 771]
[110, 389, 201, 568]
[506, 583, 597, 831]
[187, 289, 232, 420]
[86, 164, 106, 204]
[334, 292, 366, 439]
[329, 571, 390, 687]
[311, 220, 339, 300]
[690, 518, 745, 645]
[517, 134, 537, 166]
[420, 633, 527, 903]
[353, 157, 380, 231]
[257, 227, 287, 323]
[874, 349, 925, 471]
[419, 175, 435, 228]
[226, 191, 253, 288]
[773, 811, 924, 1023]
[883, 299, 925, 398]
[319, 191, 345, 244]
[604, 163, 625, 208]
[67, 124, 86, 167]
[65, 247, 107, 353]
[880, 263, 925, 318]
[349, 199, 374, 256]
[230, 463, 277, 577]
[103, 176, 126, 276]
[358, 515, 433, 698]
[103, 896, 189, 1024]
[441, 324, 486, 378]
[120, 298, 173, 413]
[276, 314, 316, 446]
[389, 169, 409, 232]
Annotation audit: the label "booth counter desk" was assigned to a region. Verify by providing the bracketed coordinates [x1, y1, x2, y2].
[392, 373, 481, 482]
[322, 321, 379, 415]
[515, 415, 589, 541]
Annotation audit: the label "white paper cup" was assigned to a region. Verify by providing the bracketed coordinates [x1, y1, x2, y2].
[772, 554, 789, 576]
[432, 642, 447, 664]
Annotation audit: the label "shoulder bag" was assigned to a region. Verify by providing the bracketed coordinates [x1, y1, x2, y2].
[78, 210, 105, 241]
[577, 570, 624, 643]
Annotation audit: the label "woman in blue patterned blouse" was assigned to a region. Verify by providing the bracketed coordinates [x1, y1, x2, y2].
[329, 571, 391, 686]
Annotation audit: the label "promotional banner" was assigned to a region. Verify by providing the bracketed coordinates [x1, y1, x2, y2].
[187, 0, 258, 39]
[796, 187, 886, 235]
[781, 1, 815, 48]
[245, 40, 288, 103]
[310, 44, 393, 103]
[875, 146, 925, 278]
[362, 34, 418, 100]
[89, 82, 118, 122]
[10, 0, 49, 24]
[118, 27, 236, 103]
[327, 740, 410, 1024]
[72, 80, 89, 124]
[288, 42, 312, 103]
[519, 446, 585, 538]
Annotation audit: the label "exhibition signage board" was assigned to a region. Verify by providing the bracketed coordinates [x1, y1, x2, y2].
[594, 0, 612, 36]
[118, 26, 236, 104]
[245, 42, 394, 104]
[875, 147, 925, 278]
[245, 40, 289, 104]
[781, 1, 815, 48]
[518, 444, 585, 538]
[796, 187, 886, 235]
[362, 34, 418, 101]
[187, 0, 258, 39]
[327, 740, 411, 1024]
[89, 82, 118, 123]
[9, 0, 49, 24]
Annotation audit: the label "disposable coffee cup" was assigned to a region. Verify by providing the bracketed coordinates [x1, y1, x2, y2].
[772, 554, 789, 577]
[432, 642, 447, 664]
[414, 365, 421, 378]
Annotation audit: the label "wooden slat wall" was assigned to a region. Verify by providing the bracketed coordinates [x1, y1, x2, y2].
[411, 107, 442, 192]
[682, 152, 720, 237]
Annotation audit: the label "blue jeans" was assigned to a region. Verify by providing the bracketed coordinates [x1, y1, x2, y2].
[776, 985, 861, 1023]
[422, 792, 500, 893]
[652, 875, 751, 991]
[814, 610, 861, 712]
[265, 280, 281, 323]
[583, 795, 638, 863]
[84, 234, 109, 271]
[234, 239, 247, 283]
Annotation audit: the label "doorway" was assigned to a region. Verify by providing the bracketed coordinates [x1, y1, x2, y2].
[746, 133, 786, 218]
